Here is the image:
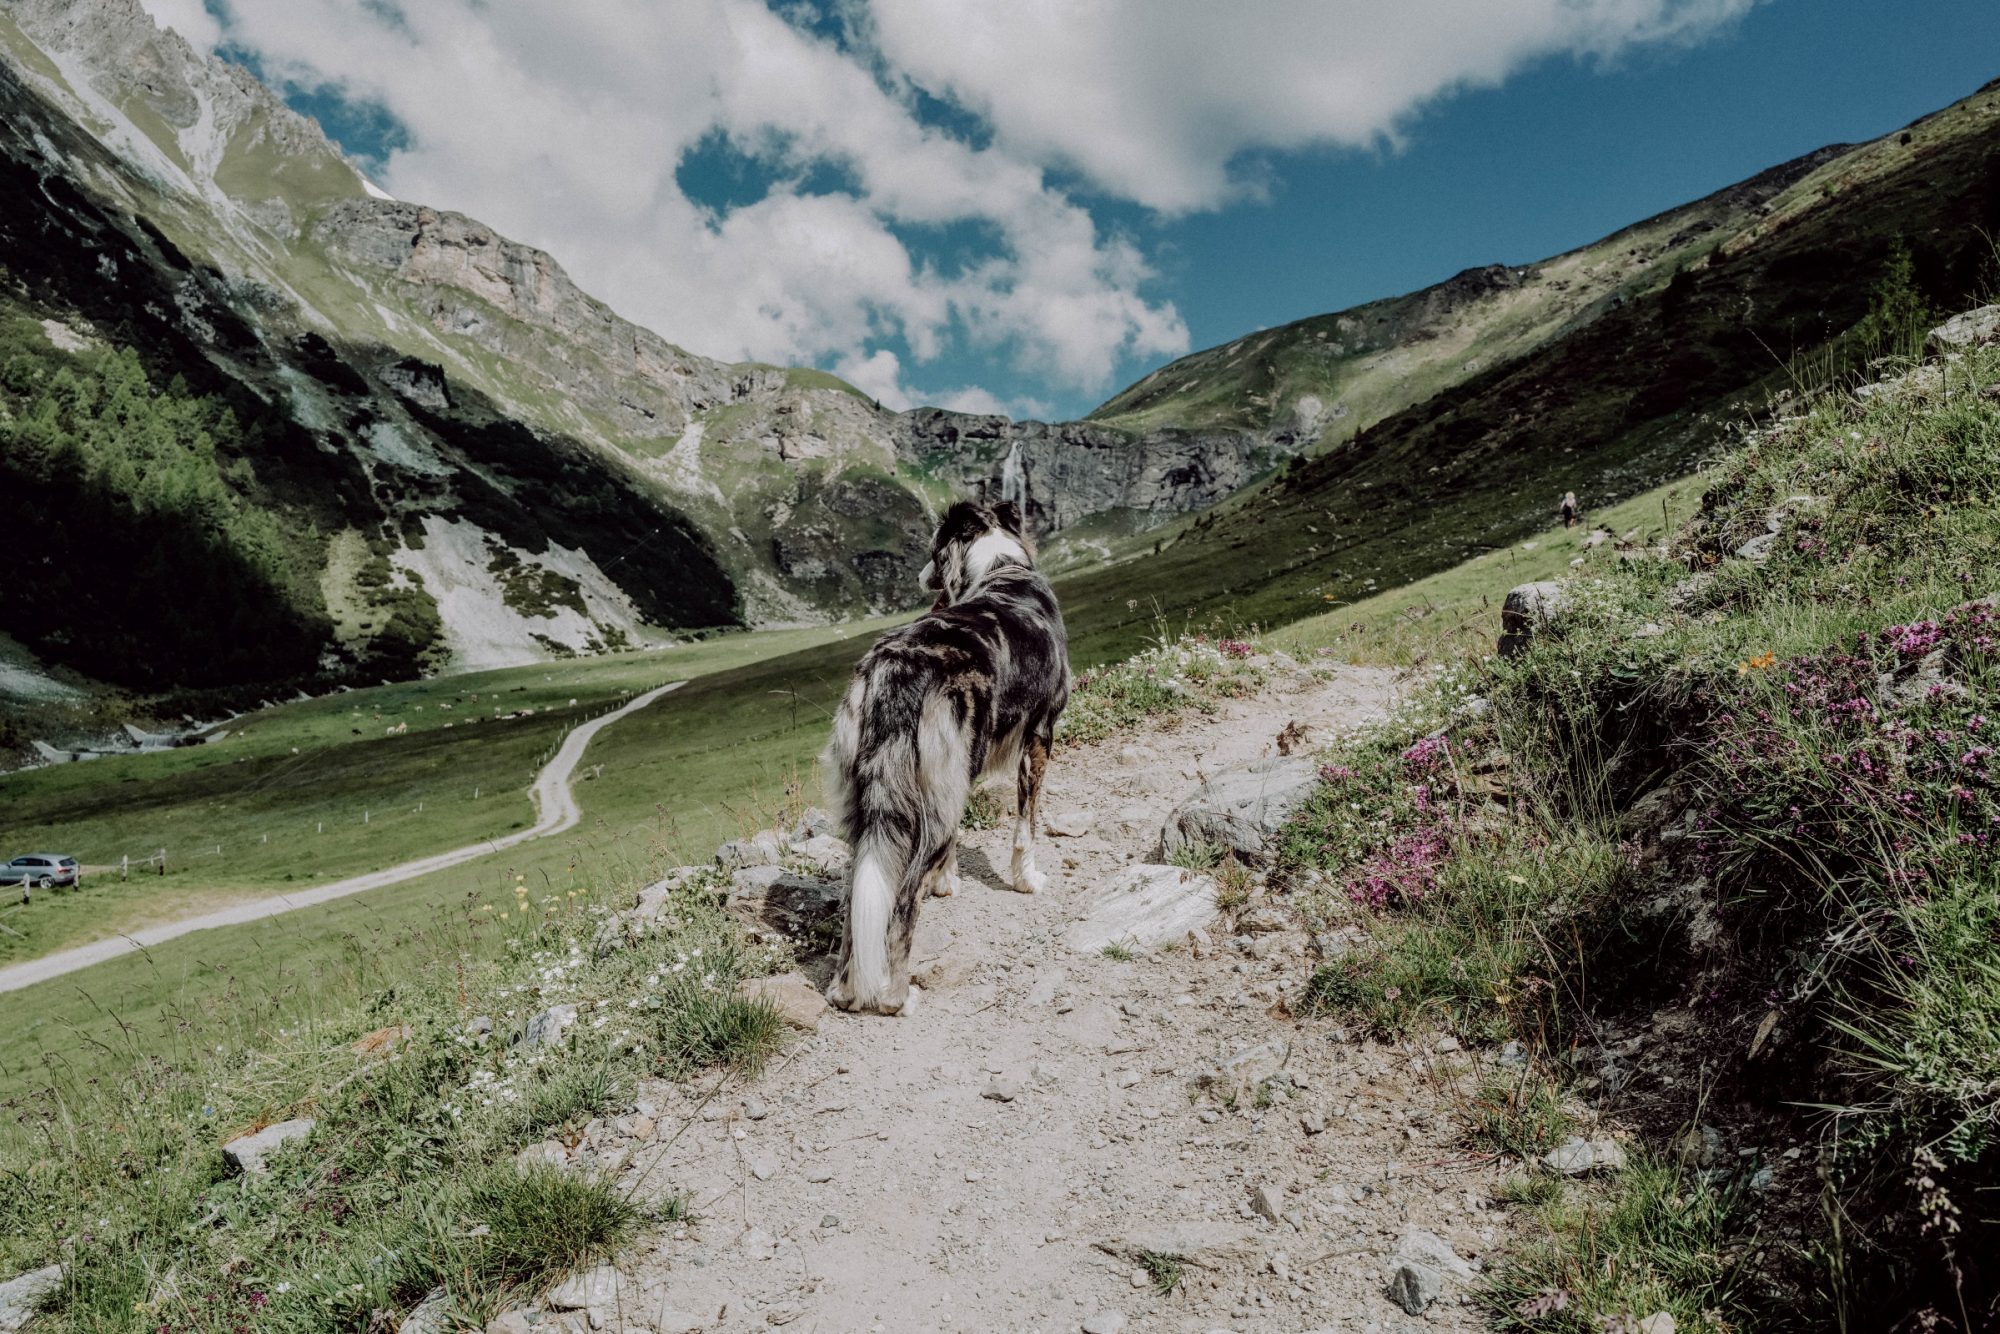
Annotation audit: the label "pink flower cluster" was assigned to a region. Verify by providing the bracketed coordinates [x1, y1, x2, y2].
[1349, 827, 1453, 909]
[1218, 638, 1254, 659]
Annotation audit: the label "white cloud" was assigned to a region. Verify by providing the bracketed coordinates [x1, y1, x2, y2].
[139, 0, 222, 53]
[864, 0, 1759, 213]
[210, 0, 1187, 399]
[202, 0, 1754, 407]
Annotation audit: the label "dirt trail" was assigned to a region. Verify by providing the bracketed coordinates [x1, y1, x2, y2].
[0, 681, 685, 994]
[603, 664, 1524, 1334]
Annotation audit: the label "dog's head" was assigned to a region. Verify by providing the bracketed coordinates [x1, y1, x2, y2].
[920, 500, 1033, 605]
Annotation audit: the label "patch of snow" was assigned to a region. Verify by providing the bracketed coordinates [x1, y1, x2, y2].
[0, 638, 82, 703]
[392, 517, 649, 671]
[361, 176, 396, 201]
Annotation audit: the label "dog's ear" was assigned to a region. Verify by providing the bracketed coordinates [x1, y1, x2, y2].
[992, 500, 1024, 536]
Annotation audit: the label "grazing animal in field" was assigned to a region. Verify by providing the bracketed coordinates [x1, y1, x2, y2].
[822, 500, 1069, 1014]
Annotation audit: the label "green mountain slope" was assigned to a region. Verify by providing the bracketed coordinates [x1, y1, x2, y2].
[1052, 79, 2000, 666]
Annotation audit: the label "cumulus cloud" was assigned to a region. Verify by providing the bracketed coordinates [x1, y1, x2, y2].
[865, 0, 1759, 212]
[203, 0, 1754, 406]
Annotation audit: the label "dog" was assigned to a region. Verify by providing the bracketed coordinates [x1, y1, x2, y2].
[821, 499, 1069, 1015]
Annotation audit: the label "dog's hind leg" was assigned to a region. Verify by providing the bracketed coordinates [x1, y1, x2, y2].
[932, 832, 961, 896]
[1009, 731, 1051, 894]
[883, 844, 949, 1013]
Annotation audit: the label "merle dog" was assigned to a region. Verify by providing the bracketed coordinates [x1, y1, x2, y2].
[821, 500, 1068, 1014]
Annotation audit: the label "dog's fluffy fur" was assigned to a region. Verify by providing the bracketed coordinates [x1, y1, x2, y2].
[821, 500, 1068, 1014]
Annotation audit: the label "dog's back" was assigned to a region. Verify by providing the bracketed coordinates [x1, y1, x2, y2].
[822, 502, 1067, 1013]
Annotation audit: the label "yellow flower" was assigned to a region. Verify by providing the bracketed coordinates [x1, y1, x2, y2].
[1736, 651, 1776, 675]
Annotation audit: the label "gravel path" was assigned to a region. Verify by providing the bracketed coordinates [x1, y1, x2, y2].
[592, 665, 1524, 1333]
[0, 680, 685, 994]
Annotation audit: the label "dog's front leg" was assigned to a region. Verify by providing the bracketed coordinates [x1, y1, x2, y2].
[932, 832, 961, 897]
[1009, 735, 1051, 894]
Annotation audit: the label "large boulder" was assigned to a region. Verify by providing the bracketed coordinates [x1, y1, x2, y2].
[737, 972, 830, 1030]
[1161, 756, 1320, 865]
[716, 829, 787, 870]
[1064, 864, 1218, 954]
[1498, 580, 1568, 657]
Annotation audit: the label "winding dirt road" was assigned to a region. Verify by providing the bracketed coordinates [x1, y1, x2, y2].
[0, 680, 684, 994]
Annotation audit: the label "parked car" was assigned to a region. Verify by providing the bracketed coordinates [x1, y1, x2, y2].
[0, 854, 80, 890]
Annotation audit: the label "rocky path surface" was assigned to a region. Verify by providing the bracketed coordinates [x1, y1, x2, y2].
[0, 681, 685, 994]
[557, 664, 1529, 1334]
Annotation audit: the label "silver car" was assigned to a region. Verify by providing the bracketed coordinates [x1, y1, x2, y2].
[1, 854, 80, 889]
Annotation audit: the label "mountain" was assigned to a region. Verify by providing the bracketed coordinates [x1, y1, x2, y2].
[1047, 77, 2000, 664]
[0, 0, 1294, 708]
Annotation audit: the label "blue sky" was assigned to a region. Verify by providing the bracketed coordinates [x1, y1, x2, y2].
[156, 0, 2000, 421]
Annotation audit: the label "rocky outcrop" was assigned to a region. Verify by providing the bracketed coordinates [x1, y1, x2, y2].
[897, 409, 1291, 535]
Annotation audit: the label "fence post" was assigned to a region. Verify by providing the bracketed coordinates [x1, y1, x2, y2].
[121, 854, 128, 882]
[364, 810, 370, 824]
[158, 847, 166, 876]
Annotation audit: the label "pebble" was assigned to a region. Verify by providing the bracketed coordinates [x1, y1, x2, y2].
[1082, 1312, 1126, 1334]
[741, 1227, 779, 1261]
[1299, 1111, 1326, 1136]
[806, 1167, 835, 1184]
[820, 1214, 841, 1230]
[750, 1153, 778, 1182]
[743, 1097, 770, 1121]
[983, 1076, 1022, 1102]
[1248, 1183, 1285, 1223]
[965, 1170, 984, 1183]
[1113, 1069, 1142, 1089]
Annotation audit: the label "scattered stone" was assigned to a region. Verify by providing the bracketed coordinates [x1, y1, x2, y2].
[1081, 1312, 1126, 1334]
[1499, 581, 1568, 657]
[1299, 1111, 1326, 1136]
[806, 1167, 835, 1184]
[1387, 1260, 1442, 1315]
[1497, 1040, 1528, 1068]
[515, 1140, 567, 1171]
[1161, 756, 1321, 865]
[737, 972, 830, 1031]
[983, 1076, 1021, 1102]
[1583, 528, 1611, 549]
[485, 1313, 535, 1334]
[1393, 1226, 1474, 1280]
[1248, 1183, 1285, 1223]
[521, 1004, 578, 1049]
[1637, 1315, 1678, 1334]
[1928, 305, 2000, 350]
[1237, 904, 1289, 935]
[630, 867, 705, 920]
[547, 1266, 623, 1310]
[743, 1096, 771, 1121]
[1544, 1136, 1627, 1176]
[1674, 1123, 1723, 1168]
[741, 1227, 780, 1261]
[1064, 863, 1219, 954]
[1434, 1035, 1459, 1053]
[627, 1114, 656, 1142]
[750, 1153, 778, 1182]
[1735, 531, 1778, 562]
[1116, 744, 1157, 768]
[1044, 809, 1093, 838]
[1113, 1069, 1142, 1090]
[820, 1214, 840, 1229]
[464, 1014, 493, 1039]
[0, 1265, 62, 1333]
[222, 1118, 316, 1175]
[717, 828, 788, 870]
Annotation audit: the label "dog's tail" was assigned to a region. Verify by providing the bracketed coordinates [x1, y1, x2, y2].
[822, 674, 969, 1011]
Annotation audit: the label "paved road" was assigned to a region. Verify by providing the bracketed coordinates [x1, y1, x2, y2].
[0, 680, 685, 994]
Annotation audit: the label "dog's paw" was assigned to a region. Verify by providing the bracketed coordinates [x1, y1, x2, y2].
[932, 873, 957, 898]
[1012, 865, 1048, 895]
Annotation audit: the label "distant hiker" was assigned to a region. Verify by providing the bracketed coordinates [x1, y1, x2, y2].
[1560, 491, 1579, 528]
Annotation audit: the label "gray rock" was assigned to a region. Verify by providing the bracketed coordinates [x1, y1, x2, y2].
[736, 972, 830, 1031]
[1498, 580, 1568, 657]
[464, 1014, 493, 1038]
[1162, 756, 1321, 865]
[717, 829, 788, 870]
[726, 869, 843, 940]
[750, 1153, 778, 1181]
[742, 1096, 771, 1121]
[1095, 1222, 1262, 1268]
[790, 806, 838, 844]
[515, 1140, 567, 1171]
[630, 867, 704, 920]
[1393, 1226, 1473, 1279]
[0, 1265, 62, 1334]
[983, 1076, 1021, 1102]
[1063, 864, 1218, 954]
[546, 1265, 623, 1310]
[1387, 1260, 1442, 1315]
[1044, 809, 1093, 838]
[1928, 305, 2000, 350]
[485, 1312, 535, 1334]
[1299, 1110, 1326, 1136]
[1735, 531, 1778, 562]
[741, 1226, 780, 1260]
[1544, 1136, 1627, 1176]
[1081, 1312, 1126, 1334]
[790, 834, 851, 875]
[1248, 1183, 1285, 1223]
[222, 1118, 316, 1175]
[1637, 1313, 1677, 1334]
[400, 1288, 453, 1334]
[521, 1004, 578, 1049]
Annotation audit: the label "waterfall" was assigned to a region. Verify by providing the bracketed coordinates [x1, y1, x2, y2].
[999, 437, 1028, 511]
